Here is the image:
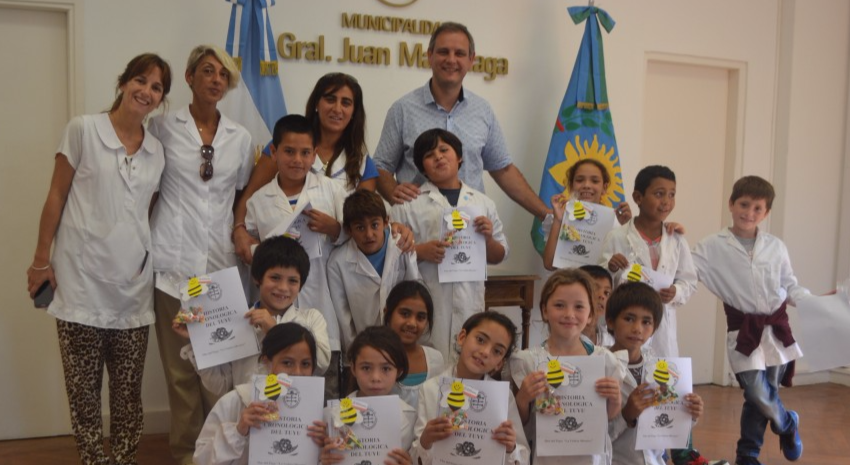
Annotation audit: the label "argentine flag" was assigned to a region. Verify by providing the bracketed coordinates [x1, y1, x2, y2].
[220, 0, 287, 160]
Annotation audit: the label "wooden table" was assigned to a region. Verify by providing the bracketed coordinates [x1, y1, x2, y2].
[484, 274, 540, 350]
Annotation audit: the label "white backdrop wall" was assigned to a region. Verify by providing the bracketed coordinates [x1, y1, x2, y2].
[2, 0, 847, 438]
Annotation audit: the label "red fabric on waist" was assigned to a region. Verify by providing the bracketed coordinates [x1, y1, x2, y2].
[723, 302, 796, 357]
[724, 302, 796, 387]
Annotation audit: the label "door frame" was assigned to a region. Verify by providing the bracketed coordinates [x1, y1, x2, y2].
[643, 51, 748, 386]
[0, 0, 84, 118]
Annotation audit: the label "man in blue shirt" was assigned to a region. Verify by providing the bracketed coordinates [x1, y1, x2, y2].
[374, 22, 550, 221]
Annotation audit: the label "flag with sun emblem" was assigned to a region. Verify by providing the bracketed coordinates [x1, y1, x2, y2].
[220, 0, 288, 162]
[531, 5, 624, 254]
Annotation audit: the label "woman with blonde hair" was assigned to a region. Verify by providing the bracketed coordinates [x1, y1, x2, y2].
[148, 45, 254, 465]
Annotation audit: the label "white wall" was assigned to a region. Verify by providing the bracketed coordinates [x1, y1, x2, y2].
[3, 0, 848, 437]
[771, 0, 850, 378]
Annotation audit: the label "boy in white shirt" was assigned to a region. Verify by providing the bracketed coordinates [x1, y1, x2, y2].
[692, 176, 808, 465]
[601, 165, 697, 358]
[606, 282, 717, 465]
[176, 235, 331, 396]
[327, 189, 420, 350]
[391, 128, 508, 361]
[243, 114, 347, 399]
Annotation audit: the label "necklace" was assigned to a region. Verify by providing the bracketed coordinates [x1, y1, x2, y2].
[190, 105, 219, 135]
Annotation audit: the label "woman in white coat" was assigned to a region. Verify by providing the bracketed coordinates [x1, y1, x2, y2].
[26, 53, 172, 465]
[147, 45, 254, 465]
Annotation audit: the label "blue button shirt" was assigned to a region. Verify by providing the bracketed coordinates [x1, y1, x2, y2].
[373, 80, 513, 193]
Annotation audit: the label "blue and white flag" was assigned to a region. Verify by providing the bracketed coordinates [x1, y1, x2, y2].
[531, 6, 625, 254]
[220, 0, 287, 159]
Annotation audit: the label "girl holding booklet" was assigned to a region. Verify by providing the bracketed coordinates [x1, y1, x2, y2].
[320, 326, 416, 465]
[383, 281, 446, 409]
[195, 323, 326, 465]
[506, 269, 625, 465]
[543, 159, 631, 271]
[412, 312, 530, 465]
[543, 159, 686, 271]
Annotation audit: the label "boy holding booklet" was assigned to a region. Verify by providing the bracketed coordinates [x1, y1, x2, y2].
[391, 128, 507, 361]
[175, 236, 331, 396]
[606, 282, 709, 465]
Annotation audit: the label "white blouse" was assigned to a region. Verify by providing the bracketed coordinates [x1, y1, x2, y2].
[148, 106, 253, 297]
[48, 113, 164, 329]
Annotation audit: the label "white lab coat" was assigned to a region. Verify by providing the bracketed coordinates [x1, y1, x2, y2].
[181, 305, 332, 396]
[148, 106, 253, 298]
[49, 114, 164, 329]
[600, 220, 697, 357]
[609, 348, 666, 465]
[398, 345, 446, 409]
[506, 345, 626, 465]
[327, 228, 420, 350]
[391, 182, 508, 361]
[324, 389, 417, 452]
[194, 382, 324, 465]
[246, 172, 348, 351]
[692, 228, 810, 373]
[412, 366, 530, 465]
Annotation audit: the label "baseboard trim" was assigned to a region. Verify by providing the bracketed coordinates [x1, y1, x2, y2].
[829, 366, 850, 386]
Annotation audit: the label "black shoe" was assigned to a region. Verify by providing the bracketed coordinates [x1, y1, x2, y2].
[734, 457, 762, 465]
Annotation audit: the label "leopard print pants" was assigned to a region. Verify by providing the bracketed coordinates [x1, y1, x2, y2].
[56, 319, 148, 465]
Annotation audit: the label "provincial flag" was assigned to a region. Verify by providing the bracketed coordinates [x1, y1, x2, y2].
[530, 6, 624, 254]
[220, 0, 288, 161]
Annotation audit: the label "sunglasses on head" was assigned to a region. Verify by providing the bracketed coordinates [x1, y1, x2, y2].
[200, 145, 214, 182]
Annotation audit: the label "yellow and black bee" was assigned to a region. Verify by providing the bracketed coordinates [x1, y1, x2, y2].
[446, 381, 467, 412]
[340, 398, 358, 426]
[546, 360, 565, 390]
[187, 277, 203, 297]
[653, 360, 670, 386]
[264, 374, 282, 401]
[573, 201, 587, 220]
[451, 210, 465, 230]
[626, 264, 643, 283]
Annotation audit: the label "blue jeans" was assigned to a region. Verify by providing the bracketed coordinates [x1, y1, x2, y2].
[735, 364, 795, 458]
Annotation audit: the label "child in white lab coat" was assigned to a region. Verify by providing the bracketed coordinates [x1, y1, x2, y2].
[693, 176, 810, 465]
[606, 282, 708, 465]
[320, 326, 417, 465]
[174, 236, 331, 396]
[194, 322, 327, 465]
[412, 312, 530, 465]
[383, 280, 445, 408]
[507, 269, 623, 465]
[327, 189, 419, 351]
[600, 165, 697, 358]
[391, 128, 508, 361]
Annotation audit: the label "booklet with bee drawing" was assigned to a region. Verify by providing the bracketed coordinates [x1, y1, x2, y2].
[325, 395, 402, 465]
[553, 199, 615, 269]
[185, 266, 259, 370]
[635, 357, 693, 450]
[432, 377, 509, 465]
[249, 374, 324, 465]
[438, 205, 486, 284]
[533, 355, 606, 456]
